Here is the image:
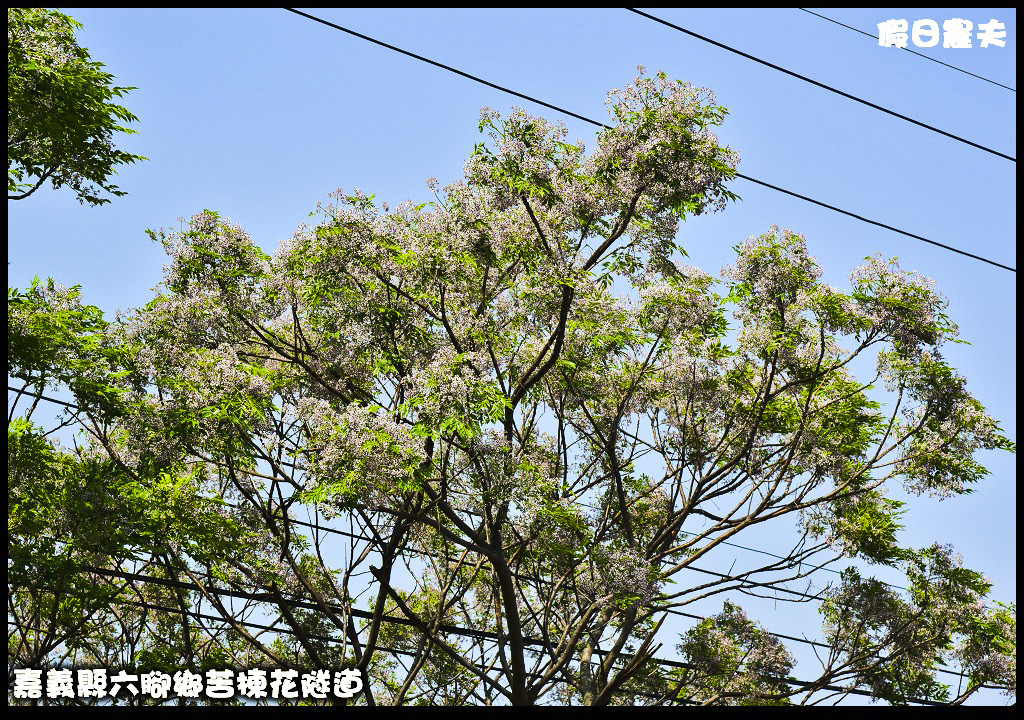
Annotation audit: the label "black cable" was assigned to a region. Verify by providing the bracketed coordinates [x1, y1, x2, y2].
[282, 8, 599, 129]
[3, 382, 991, 684]
[798, 9, 1015, 93]
[10, 516, 977, 685]
[0, 385, 964, 627]
[8, 598, 696, 706]
[0, 384, 910, 601]
[627, 8, 1015, 162]
[10, 591, 669, 701]
[9, 573, 953, 706]
[735, 175, 1014, 272]
[281, 8, 1015, 273]
[283, 510, 973, 682]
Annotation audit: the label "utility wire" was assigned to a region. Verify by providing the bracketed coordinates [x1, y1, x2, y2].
[283, 508, 974, 682]
[0, 387, 903, 598]
[285, 506, 826, 601]
[735, 175, 1014, 272]
[281, 8, 1015, 273]
[0, 384, 940, 600]
[627, 8, 1015, 162]
[8, 372, 995, 696]
[10, 567, 952, 705]
[0, 383, 973, 662]
[11, 508, 982, 687]
[282, 8, 598, 128]
[287, 509, 979, 685]
[10, 589, 700, 705]
[10, 500, 968, 684]
[798, 9, 1016, 93]
[14, 379, 842, 598]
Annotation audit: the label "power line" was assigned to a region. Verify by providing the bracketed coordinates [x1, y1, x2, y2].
[0, 384, 965, 645]
[286, 507, 826, 602]
[9, 383, 995, 697]
[626, 8, 1015, 162]
[12, 383, 817, 593]
[9, 599, 696, 706]
[281, 8, 1015, 273]
[0, 384, 934, 602]
[0, 409, 896, 656]
[12, 503, 967, 685]
[281, 8, 598, 128]
[0, 386, 913, 601]
[10, 569, 954, 705]
[11, 497, 984, 691]
[4, 382, 845, 598]
[798, 9, 1016, 93]
[281, 510, 974, 683]
[735, 175, 1014, 272]
[286, 513, 988, 688]
[13, 588, 671, 705]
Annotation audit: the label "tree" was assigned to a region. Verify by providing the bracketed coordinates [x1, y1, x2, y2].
[7, 8, 146, 206]
[8, 71, 1016, 706]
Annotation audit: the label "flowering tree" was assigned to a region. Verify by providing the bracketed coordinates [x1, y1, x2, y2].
[8, 71, 1015, 705]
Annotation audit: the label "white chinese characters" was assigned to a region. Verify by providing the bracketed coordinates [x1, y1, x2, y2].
[12, 667, 364, 702]
[878, 18, 1006, 48]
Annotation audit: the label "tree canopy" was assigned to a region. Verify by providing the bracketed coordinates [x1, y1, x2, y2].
[8, 70, 1016, 706]
[7, 7, 146, 205]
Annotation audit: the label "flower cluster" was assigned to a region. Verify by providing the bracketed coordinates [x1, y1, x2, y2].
[880, 351, 1012, 498]
[678, 601, 795, 704]
[595, 69, 739, 217]
[849, 254, 954, 353]
[297, 397, 423, 510]
[154, 211, 278, 318]
[724, 227, 832, 369]
[955, 604, 1016, 696]
[724, 226, 822, 308]
[637, 263, 720, 339]
[578, 545, 661, 608]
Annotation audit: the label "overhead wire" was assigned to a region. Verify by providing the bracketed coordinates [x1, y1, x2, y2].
[280, 506, 970, 681]
[626, 8, 1015, 162]
[5, 378, 905, 604]
[0, 381, 951, 618]
[281, 8, 1015, 273]
[9, 567, 955, 705]
[9, 593, 699, 705]
[8, 485, 973, 686]
[0, 388, 905, 597]
[12, 367, 1001, 695]
[798, 8, 1016, 93]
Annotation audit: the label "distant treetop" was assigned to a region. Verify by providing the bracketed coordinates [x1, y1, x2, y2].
[8, 7, 147, 206]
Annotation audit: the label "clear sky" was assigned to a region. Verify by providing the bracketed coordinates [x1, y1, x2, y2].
[8, 8, 1015, 705]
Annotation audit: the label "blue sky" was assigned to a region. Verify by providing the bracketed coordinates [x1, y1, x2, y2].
[8, 8, 1015, 704]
